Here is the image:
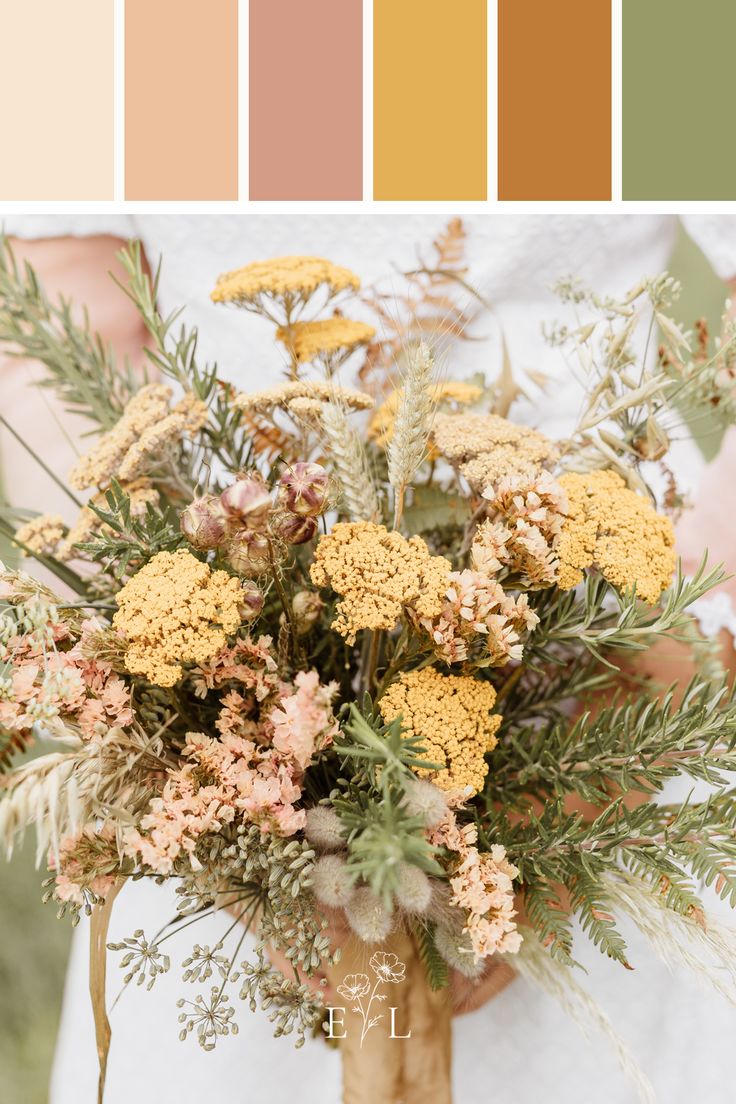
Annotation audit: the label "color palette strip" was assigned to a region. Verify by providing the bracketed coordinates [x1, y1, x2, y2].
[0, 0, 114, 200]
[623, 0, 736, 199]
[125, 0, 238, 201]
[373, 0, 487, 201]
[250, 0, 363, 201]
[499, 0, 611, 201]
[3, 3, 736, 202]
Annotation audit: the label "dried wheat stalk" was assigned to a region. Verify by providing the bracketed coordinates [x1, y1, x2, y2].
[320, 401, 380, 523]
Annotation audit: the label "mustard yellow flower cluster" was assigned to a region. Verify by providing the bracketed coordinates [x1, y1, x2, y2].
[556, 470, 676, 604]
[310, 522, 451, 644]
[211, 256, 360, 306]
[379, 668, 501, 795]
[432, 412, 555, 493]
[68, 385, 207, 491]
[113, 550, 243, 687]
[14, 514, 66, 557]
[276, 318, 375, 363]
[369, 380, 483, 450]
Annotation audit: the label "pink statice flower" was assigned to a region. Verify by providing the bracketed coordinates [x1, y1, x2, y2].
[191, 635, 279, 700]
[52, 823, 118, 905]
[415, 569, 538, 666]
[125, 668, 338, 873]
[1, 615, 134, 741]
[269, 670, 338, 769]
[430, 811, 521, 961]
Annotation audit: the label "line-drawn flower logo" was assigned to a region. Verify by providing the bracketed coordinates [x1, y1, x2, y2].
[336, 951, 407, 1046]
[368, 951, 406, 984]
[337, 973, 371, 1003]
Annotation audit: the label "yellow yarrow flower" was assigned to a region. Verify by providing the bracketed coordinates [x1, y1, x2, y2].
[556, 469, 676, 604]
[310, 521, 450, 645]
[431, 412, 555, 493]
[113, 550, 243, 688]
[211, 256, 360, 306]
[276, 318, 375, 363]
[379, 667, 501, 796]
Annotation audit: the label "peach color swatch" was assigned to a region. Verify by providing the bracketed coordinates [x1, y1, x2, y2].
[125, 0, 238, 200]
[373, 0, 487, 201]
[498, 0, 612, 200]
[0, 0, 113, 200]
[249, 0, 362, 200]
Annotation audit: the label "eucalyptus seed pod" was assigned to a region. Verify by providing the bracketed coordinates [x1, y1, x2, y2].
[277, 462, 329, 517]
[179, 495, 228, 550]
[219, 475, 272, 529]
[225, 528, 271, 576]
[273, 512, 318, 546]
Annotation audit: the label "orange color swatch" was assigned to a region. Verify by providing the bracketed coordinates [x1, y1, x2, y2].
[125, 0, 238, 200]
[0, 0, 113, 200]
[374, 0, 487, 201]
[249, 0, 363, 200]
[498, 0, 611, 200]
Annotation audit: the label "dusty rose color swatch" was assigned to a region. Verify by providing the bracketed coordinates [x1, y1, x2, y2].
[249, 0, 362, 200]
[125, 0, 238, 200]
[0, 0, 113, 199]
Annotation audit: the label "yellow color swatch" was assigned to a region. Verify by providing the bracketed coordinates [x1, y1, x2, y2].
[374, 0, 487, 200]
[0, 0, 113, 199]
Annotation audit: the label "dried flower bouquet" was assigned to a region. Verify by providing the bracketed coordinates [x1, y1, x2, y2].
[1, 232, 736, 1103]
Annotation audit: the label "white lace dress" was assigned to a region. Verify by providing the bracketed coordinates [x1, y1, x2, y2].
[8, 214, 736, 1104]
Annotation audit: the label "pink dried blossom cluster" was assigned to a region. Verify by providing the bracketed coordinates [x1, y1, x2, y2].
[124, 667, 338, 874]
[53, 823, 119, 905]
[414, 570, 539, 666]
[475, 470, 567, 588]
[431, 811, 521, 960]
[190, 635, 280, 700]
[0, 617, 133, 741]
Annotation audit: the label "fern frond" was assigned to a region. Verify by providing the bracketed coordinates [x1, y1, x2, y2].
[412, 920, 449, 990]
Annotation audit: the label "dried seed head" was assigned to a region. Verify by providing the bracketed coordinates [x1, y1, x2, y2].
[278, 462, 330, 517]
[273, 512, 319, 546]
[239, 579, 265, 620]
[394, 863, 433, 914]
[292, 590, 324, 635]
[304, 806, 345, 851]
[225, 529, 271, 576]
[310, 854, 354, 908]
[219, 476, 272, 529]
[345, 887, 393, 943]
[434, 924, 485, 979]
[402, 777, 449, 829]
[180, 495, 228, 550]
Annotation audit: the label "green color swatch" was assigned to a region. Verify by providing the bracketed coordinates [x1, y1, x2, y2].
[623, 0, 736, 199]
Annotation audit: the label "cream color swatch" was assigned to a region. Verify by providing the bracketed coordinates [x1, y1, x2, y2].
[0, 0, 113, 199]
